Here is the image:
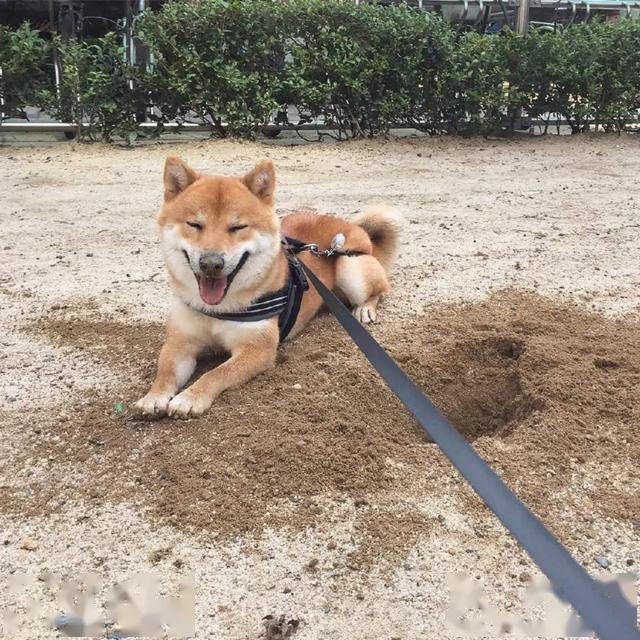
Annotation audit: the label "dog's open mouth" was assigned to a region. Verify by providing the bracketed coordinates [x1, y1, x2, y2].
[190, 251, 250, 307]
[196, 275, 228, 306]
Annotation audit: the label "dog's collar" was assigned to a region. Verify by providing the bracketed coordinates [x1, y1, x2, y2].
[180, 240, 309, 342]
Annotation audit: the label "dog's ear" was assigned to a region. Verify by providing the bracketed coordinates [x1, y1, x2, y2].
[163, 156, 198, 201]
[243, 160, 276, 204]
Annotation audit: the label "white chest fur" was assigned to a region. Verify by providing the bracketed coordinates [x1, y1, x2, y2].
[170, 298, 273, 352]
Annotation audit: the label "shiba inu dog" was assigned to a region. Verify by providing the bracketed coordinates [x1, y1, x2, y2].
[135, 156, 400, 418]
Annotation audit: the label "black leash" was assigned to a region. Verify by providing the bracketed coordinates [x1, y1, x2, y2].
[302, 263, 640, 640]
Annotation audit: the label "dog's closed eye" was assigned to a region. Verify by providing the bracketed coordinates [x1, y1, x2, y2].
[229, 224, 249, 232]
[186, 221, 203, 230]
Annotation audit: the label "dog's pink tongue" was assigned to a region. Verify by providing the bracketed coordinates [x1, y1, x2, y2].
[198, 275, 227, 305]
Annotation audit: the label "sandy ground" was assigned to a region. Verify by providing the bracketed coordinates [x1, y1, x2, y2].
[1, 134, 639, 639]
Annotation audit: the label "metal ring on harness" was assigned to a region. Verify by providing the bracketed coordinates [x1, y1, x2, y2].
[283, 234, 363, 259]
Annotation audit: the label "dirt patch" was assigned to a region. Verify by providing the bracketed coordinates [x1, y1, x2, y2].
[261, 615, 300, 640]
[36, 315, 163, 379]
[11, 313, 438, 556]
[4, 290, 639, 559]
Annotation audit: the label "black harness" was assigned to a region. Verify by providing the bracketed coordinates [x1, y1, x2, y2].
[181, 236, 364, 342]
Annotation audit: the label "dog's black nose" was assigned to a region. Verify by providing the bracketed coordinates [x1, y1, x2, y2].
[199, 252, 225, 276]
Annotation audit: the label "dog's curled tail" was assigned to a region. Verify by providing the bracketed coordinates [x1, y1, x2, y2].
[353, 206, 402, 273]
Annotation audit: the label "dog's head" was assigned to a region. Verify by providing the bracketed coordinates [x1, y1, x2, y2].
[157, 156, 280, 308]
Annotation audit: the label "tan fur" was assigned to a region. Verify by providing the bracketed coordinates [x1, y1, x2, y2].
[352, 206, 401, 272]
[135, 158, 400, 418]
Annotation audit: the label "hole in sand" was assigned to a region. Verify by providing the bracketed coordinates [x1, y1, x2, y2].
[391, 333, 543, 440]
[422, 336, 543, 439]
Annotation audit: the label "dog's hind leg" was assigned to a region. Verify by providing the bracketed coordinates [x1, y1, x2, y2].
[335, 254, 389, 324]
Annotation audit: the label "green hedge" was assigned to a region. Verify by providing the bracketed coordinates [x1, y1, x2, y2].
[1, 0, 639, 141]
[49, 33, 145, 142]
[280, 0, 454, 137]
[0, 22, 51, 120]
[137, 0, 286, 137]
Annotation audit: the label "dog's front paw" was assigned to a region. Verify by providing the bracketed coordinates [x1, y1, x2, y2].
[167, 390, 211, 419]
[134, 392, 172, 417]
[352, 303, 377, 324]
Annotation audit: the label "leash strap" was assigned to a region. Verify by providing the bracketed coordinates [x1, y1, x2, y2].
[302, 263, 640, 640]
